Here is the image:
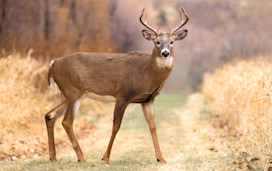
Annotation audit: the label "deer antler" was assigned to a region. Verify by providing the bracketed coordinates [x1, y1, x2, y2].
[171, 7, 188, 34]
[140, 8, 158, 35]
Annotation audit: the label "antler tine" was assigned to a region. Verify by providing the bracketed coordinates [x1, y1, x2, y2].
[140, 8, 158, 35]
[171, 7, 189, 34]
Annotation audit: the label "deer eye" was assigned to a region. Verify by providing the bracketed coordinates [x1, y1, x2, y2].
[170, 41, 173, 45]
[156, 41, 160, 45]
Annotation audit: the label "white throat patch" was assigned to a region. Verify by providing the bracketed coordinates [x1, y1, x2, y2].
[156, 56, 173, 69]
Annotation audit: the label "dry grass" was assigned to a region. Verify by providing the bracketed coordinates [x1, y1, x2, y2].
[0, 52, 111, 161]
[202, 57, 272, 163]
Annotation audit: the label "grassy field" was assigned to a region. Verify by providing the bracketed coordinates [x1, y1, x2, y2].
[1, 93, 265, 170]
[1, 94, 186, 170]
[202, 57, 272, 169]
[0, 54, 269, 170]
[0, 54, 107, 162]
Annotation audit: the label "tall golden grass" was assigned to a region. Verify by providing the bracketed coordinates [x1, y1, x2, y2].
[202, 57, 272, 155]
[0, 53, 111, 161]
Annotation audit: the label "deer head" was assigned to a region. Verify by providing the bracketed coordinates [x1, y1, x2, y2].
[140, 7, 188, 58]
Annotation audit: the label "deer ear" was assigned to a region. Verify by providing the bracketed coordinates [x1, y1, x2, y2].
[142, 30, 155, 41]
[174, 30, 188, 41]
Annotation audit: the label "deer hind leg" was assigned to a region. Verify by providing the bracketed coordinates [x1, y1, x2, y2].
[62, 94, 86, 162]
[45, 99, 67, 161]
[141, 101, 166, 163]
[102, 99, 128, 164]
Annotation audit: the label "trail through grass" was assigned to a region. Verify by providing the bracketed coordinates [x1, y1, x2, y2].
[0, 94, 263, 170]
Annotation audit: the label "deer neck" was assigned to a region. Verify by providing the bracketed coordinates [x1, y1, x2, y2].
[148, 48, 174, 83]
[151, 48, 174, 71]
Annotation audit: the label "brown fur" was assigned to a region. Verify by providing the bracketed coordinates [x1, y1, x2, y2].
[50, 51, 171, 103]
[45, 7, 188, 164]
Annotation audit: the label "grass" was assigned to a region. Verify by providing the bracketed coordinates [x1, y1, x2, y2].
[3, 53, 272, 169]
[122, 94, 187, 132]
[0, 94, 188, 171]
[0, 53, 110, 161]
[202, 57, 272, 168]
[3, 93, 267, 170]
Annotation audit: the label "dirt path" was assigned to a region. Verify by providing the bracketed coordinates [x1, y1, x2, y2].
[157, 94, 234, 170]
[81, 94, 237, 170]
[2, 94, 246, 170]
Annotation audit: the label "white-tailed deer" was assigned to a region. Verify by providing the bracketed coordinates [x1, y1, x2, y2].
[45, 7, 188, 164]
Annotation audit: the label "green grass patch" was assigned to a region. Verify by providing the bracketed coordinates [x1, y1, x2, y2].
[121, 94, 187, 132]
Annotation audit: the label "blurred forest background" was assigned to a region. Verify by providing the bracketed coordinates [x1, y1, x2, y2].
[2, 1, 272, 168]
[0, 0, 272, 92]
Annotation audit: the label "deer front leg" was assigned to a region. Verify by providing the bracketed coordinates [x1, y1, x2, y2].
[102, 99, 128, 164]
[45, 101, 67, 161]
[62, 96, 86, 162]
[141, 101, 166, 163]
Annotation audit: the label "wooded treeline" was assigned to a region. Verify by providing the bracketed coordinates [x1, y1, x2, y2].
[0, 0, 272, 92]
[0, 0, 115, 57]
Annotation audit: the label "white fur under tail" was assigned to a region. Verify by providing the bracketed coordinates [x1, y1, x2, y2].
[49, 60, 56, 93]
[49, 77, 56, 93]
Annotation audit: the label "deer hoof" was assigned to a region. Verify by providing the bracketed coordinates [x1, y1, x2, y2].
[45, 114, 52, 121]
[78, 158, 86, 162]
[102, 156, 110, 164]
[50, 158, 57, 162]
[157, 158, 167, 164]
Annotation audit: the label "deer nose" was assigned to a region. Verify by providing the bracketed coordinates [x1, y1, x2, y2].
[161, 50, 170, 57]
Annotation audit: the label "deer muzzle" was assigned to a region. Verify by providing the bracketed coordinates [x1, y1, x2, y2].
[161, 48, 170, 58]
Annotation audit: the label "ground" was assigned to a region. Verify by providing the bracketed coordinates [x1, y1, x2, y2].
[0, 94, 265, 170]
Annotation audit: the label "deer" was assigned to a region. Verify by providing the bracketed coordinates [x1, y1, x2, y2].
[44, 7, 188, 164]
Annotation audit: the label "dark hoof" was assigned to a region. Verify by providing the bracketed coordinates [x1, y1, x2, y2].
[101, 158, 104, 161]
[50, 158, 57, 162]
[156, 158, 167, 163]
[45, 114, 52, 121]
[78, 159, 86, 162]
